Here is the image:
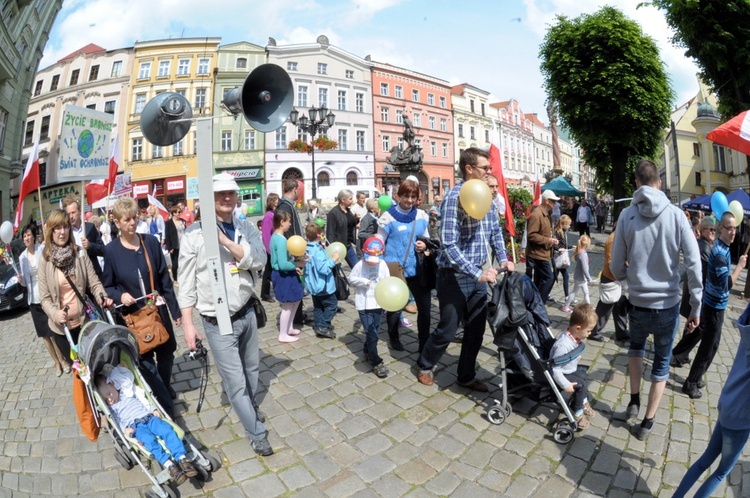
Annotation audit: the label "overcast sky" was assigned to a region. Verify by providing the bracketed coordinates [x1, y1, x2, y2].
[40, 0, 701, 123]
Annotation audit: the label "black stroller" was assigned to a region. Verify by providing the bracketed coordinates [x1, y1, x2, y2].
[67, 315, 219, 497]
[486, 271, 581, 444]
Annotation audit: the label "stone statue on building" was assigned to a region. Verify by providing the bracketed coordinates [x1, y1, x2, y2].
[387, 115, 423, 180]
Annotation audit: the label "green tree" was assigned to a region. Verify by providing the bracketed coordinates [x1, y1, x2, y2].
[648, 0, 750, 118]
[539, 6, 673, 215]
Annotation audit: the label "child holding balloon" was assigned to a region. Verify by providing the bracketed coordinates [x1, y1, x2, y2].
[304, 223, 339, 339]
[270, 211, 306, 343]
[349, 237, 391, 378]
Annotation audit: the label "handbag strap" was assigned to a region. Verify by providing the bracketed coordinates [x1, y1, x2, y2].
[403, 217, 418, 266]
[137, 235, 157, 295]
[64, 272, 90, 311]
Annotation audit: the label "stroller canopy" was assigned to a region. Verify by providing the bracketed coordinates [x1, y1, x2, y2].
[78, 321, 140, 377]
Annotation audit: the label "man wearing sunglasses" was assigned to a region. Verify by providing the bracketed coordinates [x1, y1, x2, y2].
[679, 212, 746, 399]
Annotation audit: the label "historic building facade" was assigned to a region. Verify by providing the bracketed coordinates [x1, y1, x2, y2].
[527, 113, 553, 181]
[371, 62, 454, 202]
[451, 83, 493, 181]
[490, 99, 534, 188]
[3, 0, 62, 220]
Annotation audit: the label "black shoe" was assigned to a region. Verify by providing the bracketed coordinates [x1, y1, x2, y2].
[682, 382, 703, 399]
[168, 386, 177, 400]
[315, 328, 336, 339]
[696, 380, 706, 389]
[589, 332, 605, 342]
[261, 296, 275, 303]
[390, 340, 405, 351]
[336, 307, 344, 313]
[670, 356, 689, 368]
[251, 436, 274, 456]
[254, 408, 266, 424]
[452, 331, 464, 343]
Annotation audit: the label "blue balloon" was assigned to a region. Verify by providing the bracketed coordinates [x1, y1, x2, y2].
[711, 191, 729, 219]
[239, 214, 247, 220]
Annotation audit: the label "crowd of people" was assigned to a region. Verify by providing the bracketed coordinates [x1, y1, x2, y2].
[11, 153, 750, 495]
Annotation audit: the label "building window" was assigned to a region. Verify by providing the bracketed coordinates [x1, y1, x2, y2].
[713, 144, 729, 173]
[40, 116, 50, 140]
[195, 88, 206, 109]
[245, 130, 255, 150]
[440, 118, 447, 132]
[318, 88, 328, 108]
[458, 124, 464, 137]
[395, 86, 403, 99]
[287, 61, 298, 71]
[397, 137, 404, 150]
[442, 142, 448, 157]
[24, 120, 34, 146]
[428, 93, 435, 106]
[429, 116, 435, 130]
[382, 135, 391, 152]
[356, 130, 365, 151]
[318, 171, 330, 187]
[485, 130, 490, 142]
[69, 69, 80, 86]
[695, 171, 701, 186]
[137, 62, 150, 79]
[470, 100, 475, 113]
[470, 126, 475, 140]
[104, 100, 116, 115]
[414, 138, 421, 148]
[135, 94, 146, 114]
[412, 89, 419, 102]
[396, 109, 403, 124]
[0, 108, 7, 152]
[381, 107, 389, 122]
[50, 75, 59, 91]
[275, 127, 287, 149]
[317, 63, 327, 75]
[337, 90, 346, 111]
[197, 58, 210, 75]
[439, 96, 446, 108]
[346, 171, 358, 185]
[177, 59, 190, 75]
[345, 70, 354, 79]
[481, 103, 485, 116]
[111, 61, 122, 78]
[693, 143, 700, 156]
[153, 145, 162, 158]
[158, 60, 170, 77]
[89, 64, 99, 81]
[86, 104, 96, 110]
[176, 89, 186, 96]
[221, 131, 232, 151]
[431, 141, 437, 156]
[338, 129, 348, 150]
[413, 113, 421, 127]
[297, 130, 308, 142]
[236, 58, 247, 69]
[297, 85, 308, 107]
[132, 138, 142, 161]
[380, 83, 389, 96]
[33, 80, 42, 96]
[355, 93, 364, 113]
[173, 140, 183, 156]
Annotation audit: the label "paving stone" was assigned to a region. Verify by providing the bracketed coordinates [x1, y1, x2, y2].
[278, 465, 316, 490]
[352, 454, 396, 483]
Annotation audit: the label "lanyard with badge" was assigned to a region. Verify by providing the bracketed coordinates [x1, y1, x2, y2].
[217, 221, 242, 275]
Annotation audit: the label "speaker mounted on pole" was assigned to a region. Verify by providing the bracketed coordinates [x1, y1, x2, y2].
[222, 63, 294, 133]
[140, 93, 193, 146]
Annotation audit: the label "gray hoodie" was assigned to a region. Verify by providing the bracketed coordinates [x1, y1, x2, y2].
[610, 185, 702, 317]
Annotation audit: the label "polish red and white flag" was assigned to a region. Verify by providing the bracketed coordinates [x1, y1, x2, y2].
[14, 140, 41, 231]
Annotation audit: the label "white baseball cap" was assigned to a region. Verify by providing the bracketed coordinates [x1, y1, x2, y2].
[213, 173, 239, 192]
[542, 190, 560, 201]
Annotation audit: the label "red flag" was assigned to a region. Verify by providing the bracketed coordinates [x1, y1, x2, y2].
[149, 188, 169, 220]
[14, 141, 41, 231]
[85, 136, 120, 206]
[108, 134, 119, 186]
[489, 144, 515, 237]
[533, 179, 541, 207]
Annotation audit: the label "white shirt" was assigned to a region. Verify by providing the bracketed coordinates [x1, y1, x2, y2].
[351, 203, 367, 220]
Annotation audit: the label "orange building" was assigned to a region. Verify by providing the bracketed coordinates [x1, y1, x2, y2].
[371, 62, 454, 202]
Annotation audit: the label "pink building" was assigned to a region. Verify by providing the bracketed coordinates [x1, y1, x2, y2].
[371, 62, 454, 202]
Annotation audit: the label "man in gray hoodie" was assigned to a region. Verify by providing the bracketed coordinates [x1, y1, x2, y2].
[610, 159, 702, 441]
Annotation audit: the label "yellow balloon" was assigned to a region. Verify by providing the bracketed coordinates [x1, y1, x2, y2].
[459, 179, 492, 219]
[375, 277, 410, 312]
[287, 235, 307, 257]
[728, 199, 745, 225]
[326, 241, 347, 260]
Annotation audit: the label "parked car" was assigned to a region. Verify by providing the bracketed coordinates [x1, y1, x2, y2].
[0, 262, 27, 312]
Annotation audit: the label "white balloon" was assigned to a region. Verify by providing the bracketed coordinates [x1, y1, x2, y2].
[0, 221, 13, 244]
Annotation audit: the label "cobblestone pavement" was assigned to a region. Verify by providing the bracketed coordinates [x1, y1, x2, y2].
[2, 228, 750, 497]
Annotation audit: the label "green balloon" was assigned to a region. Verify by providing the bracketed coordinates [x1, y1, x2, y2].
[378, 195, 393, 211]
[315, 218, 325, 228]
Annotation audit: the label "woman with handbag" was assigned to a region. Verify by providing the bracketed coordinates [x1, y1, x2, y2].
[103, 197, 181, 411]
[17, 223, 70, 376]
[38, 210, 113, 367]
[553, 215, 573, 301]
[377, 179, 431, 352]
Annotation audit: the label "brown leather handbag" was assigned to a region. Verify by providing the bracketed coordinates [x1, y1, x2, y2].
[123, 236, 169, 355]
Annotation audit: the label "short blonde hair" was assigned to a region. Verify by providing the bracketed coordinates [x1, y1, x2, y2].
[365, 198, 379, 212]
[112, 196, 138, 222]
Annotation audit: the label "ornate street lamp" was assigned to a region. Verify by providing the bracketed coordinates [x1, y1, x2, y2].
[289, 106, 335, 201]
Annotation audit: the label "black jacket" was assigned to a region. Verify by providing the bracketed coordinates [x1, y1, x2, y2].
[164, 218, 181, 252]
[327, 205, 356, 246]
[358, 212, 378, 242]
[83, 222, 105, 278]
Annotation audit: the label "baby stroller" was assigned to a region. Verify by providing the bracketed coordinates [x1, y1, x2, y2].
[485, 271, 581, 444]
[65, 311, 219, 498]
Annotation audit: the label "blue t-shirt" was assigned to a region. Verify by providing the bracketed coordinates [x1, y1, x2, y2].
[704, 239, 732, 310]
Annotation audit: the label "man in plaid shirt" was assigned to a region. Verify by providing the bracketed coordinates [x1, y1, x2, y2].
[416, 148, 515, 390]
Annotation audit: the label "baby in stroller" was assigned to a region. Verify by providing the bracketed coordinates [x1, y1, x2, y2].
[96, 366, 198, 485]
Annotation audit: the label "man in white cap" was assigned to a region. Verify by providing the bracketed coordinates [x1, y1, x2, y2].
[525, 189, 560, 303]
[177, 173, 273, 456]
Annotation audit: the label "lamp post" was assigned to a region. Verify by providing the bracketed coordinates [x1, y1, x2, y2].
[289, 106, 335, 201]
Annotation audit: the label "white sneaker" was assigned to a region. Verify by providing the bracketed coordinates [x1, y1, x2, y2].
[399, 318, 412, 327]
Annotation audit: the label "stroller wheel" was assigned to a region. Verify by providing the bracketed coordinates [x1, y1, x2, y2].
[204, 449, 222, 472]
[486, 406, 506, 425]
[160, 483, 178, 498]
[554, 420, 575, 444]
[114, 450, 134, 470]
[502, 402, 513, 418]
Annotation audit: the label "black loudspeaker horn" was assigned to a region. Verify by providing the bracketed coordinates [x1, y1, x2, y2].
[223, 63, 293, 133]
[140, 93, 193, 146]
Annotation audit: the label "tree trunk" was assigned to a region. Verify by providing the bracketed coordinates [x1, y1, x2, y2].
[609, 144, 629, 223]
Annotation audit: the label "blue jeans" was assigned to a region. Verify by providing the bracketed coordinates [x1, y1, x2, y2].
[673, 420, 750, 498]
[628, 303, 679, 381]
[359, 309, 383, 366]
[344, 243, 359, 271]
[134, 415, 186, 466]
[201, 309, 267, 442]
[417, 269, 488, 385]
[312, 292, 337, 330]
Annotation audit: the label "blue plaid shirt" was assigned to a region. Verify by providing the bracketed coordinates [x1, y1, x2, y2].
[437, 180, 508, 279]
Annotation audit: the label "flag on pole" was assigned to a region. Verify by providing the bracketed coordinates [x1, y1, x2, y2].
[84, 135, 120, 205]
[14, 140, 41, 231]
[107, 134, 119, 187]
[488, 143, 515, 237]
[148, 188, 169, 220]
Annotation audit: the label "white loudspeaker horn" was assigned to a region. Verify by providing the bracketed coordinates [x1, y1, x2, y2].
[140, 93, 193, 146]
[222, 63, 294, 133]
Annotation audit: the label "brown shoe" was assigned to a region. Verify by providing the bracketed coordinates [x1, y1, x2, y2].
[404, 304, 418, 314]
[583, 403, 596, 419]
[417, 369, 434, 386]
[457, 379, 489, 392]
[574, 414, 590, 430]
[178, 458, 198, 479]
[168, 462, 187, 485]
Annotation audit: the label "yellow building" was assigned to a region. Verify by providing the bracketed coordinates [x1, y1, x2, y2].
[126, 38, 220, 209]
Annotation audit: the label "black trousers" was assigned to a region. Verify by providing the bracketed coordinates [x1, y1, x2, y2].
[385, 277, 432, 352]
[577, 222, 590, 237]
[260, 256, 273, 299]
[593, 295, 630, 341]
[685, 305, 724, 384]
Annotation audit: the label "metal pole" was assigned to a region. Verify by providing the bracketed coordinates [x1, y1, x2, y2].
[671, 121, 681, 203]
[311, 131, 317, 201]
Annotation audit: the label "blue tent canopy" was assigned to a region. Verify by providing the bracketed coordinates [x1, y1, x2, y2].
[541, 176, 583, 197]
[683, 190, 750, 216]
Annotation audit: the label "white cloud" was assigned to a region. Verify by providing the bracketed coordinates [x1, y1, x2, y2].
[343, 0, 406, 24]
